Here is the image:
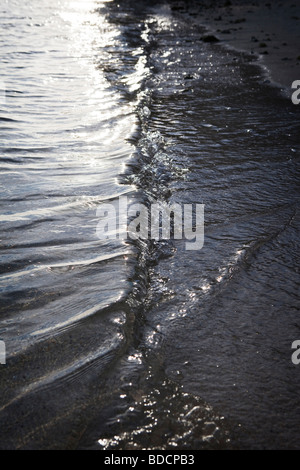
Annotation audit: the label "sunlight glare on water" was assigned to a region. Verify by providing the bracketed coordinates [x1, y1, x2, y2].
[0, 0, 136, 359]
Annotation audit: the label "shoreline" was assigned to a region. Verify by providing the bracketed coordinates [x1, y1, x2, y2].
[172, 0, 300, 97]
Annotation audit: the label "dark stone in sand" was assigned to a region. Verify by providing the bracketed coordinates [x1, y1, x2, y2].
[201, 34, 220, 43]
[232, 18, 246, 23]
[171, 6, 185, 11]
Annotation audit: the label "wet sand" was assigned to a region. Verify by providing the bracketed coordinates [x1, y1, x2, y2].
[173, 0, 300, 93]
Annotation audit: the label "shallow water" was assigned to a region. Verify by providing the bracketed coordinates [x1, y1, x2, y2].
[0, 0, 300, 449]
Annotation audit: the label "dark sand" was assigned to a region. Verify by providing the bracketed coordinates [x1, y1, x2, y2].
[180, 0, 300, 95]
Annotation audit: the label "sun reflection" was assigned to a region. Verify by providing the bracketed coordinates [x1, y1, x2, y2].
[42, 0, 137, 179]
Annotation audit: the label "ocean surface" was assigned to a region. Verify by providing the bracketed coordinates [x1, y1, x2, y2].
[0, 0, 300, 449]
